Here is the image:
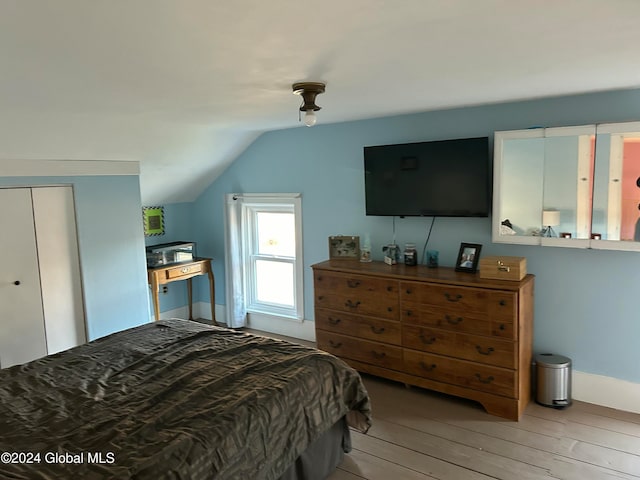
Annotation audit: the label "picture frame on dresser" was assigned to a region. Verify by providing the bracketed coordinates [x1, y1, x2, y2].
[328, 235, 360, 260]
[455, 242, 482, 273]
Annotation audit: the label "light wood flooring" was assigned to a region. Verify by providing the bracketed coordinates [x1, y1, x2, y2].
[242, 328, 640, 480]
[328, 374, 640, 480]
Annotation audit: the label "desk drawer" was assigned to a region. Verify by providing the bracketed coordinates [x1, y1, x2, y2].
[166, 263, 203, 279]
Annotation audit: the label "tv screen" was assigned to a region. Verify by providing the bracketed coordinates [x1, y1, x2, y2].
[364, 137, 490, 217]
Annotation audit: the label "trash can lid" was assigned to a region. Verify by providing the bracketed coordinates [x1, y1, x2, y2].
[535, 353, 571, 368]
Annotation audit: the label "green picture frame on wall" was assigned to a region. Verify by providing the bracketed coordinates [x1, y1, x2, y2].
[143, 206, 165, 236]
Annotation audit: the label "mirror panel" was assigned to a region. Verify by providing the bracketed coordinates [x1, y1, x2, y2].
[494, 121, 640, 250]
[493, 130, 544, 244]
[542, 126, 595, 242]
[592, 122, 640, 244]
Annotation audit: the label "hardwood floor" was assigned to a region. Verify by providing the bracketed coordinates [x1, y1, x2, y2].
[230, 326, 640, 479]
[330, 374, 640, 480]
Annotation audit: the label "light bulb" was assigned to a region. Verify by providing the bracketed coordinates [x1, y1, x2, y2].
[303, 109, 317, 127]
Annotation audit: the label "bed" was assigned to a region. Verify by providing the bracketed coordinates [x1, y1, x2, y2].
[0, 319, 371, 479]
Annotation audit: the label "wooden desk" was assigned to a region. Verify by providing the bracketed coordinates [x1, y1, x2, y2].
[147, 258, 215, 324]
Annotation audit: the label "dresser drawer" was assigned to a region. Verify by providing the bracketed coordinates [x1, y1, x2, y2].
[166, 262, 203, 279]
[315, 309, 401, 345]
[316, 331, 403, 371]
[404, 349, 517, 398]
[401, 282, 517, 322]
[402, 325, 516, 368]
[402, 303, 516, 340]
[314, 271, 399, 320]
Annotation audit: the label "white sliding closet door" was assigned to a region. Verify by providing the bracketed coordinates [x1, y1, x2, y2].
[0, 186, 86, 368]
[32, 186, 86, 354]
[0, 188, 47, 367]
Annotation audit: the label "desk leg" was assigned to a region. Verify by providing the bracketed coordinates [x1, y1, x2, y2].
[151, 275, 161, 322]
[187, 278, 193, 320]
[208, 269, 216, 325]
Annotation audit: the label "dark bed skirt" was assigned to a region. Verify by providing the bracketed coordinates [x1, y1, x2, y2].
[278, 417, 350, 480]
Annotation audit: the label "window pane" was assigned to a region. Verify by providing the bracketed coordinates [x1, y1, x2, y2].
[255, 260, 294, 307]
[256, 212, 295, 256]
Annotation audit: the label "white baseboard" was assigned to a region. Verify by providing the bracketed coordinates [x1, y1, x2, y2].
[152, 305, 190, 321]
[194, 303, 316, 341]
[573, 370, 640, 414]
[246, 312, 316, 342]
[151, 302, 225, 323]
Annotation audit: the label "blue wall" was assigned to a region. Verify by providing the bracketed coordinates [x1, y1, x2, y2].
[191, 87, 640, 385]
[0, 175, 150, 339]
[144, 202, 196, 316]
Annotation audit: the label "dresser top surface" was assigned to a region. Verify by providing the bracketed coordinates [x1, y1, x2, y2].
[312, 260, 534, 291]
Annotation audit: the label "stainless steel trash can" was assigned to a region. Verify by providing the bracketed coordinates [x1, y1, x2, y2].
[535, 353, 572, 408]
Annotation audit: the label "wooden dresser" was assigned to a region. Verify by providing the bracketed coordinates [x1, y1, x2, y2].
[312, 260, 534, 420]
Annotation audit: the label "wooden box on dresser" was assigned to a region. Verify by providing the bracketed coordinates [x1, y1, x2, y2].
[312, 260, 534, 421]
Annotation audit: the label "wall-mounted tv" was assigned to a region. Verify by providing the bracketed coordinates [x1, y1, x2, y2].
[364, 136, 491, 217]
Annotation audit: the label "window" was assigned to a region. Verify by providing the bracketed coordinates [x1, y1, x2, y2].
[240, 195, 303, 320]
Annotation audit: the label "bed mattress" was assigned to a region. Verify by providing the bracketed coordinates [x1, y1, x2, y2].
[0, 319, 371, 479]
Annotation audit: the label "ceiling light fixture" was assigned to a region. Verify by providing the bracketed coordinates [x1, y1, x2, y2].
[292, 82, 325, 127]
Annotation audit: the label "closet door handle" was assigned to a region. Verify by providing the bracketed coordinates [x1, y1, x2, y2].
[14, 280, 21, 286]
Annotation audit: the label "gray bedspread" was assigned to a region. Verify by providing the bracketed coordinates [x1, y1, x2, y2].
[0, 319, 371, 479]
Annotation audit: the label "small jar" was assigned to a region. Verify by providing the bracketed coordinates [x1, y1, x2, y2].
[404, 243, 417, 266]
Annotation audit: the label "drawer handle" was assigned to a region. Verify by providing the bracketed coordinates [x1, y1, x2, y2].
[476, 346, 495, 356]
[444, 293, 463, 302]
[329, 340, 343, 348]
[499, 323, 506, 331]
[499, 300, 506, 306]
[345, 300, 361, 309]
[347, 280, 361, 288]
[318, 295, 325, 301]
[387, 286, 393, 292]
[387, 307, 393, 312]
[420, 361, 436, 372]
[405, 288, 412, 294]
[475, 373, 495, 384]
[371, 351, 386, 359]
[371, 326, 385, 334]
[405, 310, 413, 317]
[419, 334, 436, 345]
[445, 315, 463, 325]
[328, 317, 341, 325]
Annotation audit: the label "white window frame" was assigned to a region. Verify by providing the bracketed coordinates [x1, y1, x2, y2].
[240, 194, 304, 321]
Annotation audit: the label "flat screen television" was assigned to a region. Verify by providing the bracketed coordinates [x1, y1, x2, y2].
[364, 136, 490, 217]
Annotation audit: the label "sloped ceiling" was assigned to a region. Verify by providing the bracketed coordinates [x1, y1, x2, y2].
[1, 0, 639, 204]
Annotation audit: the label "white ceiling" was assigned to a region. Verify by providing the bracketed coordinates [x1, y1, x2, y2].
[2, 0, 640, 204]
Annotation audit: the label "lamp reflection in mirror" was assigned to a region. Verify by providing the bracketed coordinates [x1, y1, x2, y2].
[542, 210, 560, 237]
